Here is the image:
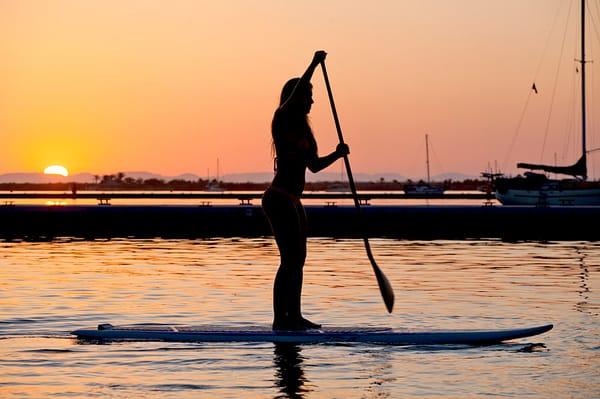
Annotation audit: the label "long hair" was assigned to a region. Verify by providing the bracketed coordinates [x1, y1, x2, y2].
[271, 78, 316, 159]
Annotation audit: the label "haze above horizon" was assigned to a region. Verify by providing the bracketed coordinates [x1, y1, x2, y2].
[1, 1, 600, 179]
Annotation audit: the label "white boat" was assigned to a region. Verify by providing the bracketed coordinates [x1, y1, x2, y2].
[403, 182, 445, 196]
[324, 182, 349, 192]
[495, 0, 600, 206]
[205, 180, 224, 192]
[205, 158, 225, 192]
[496, 175, 600, 206]
[325, 162, 349, 192]
[404, 134, 445, 196]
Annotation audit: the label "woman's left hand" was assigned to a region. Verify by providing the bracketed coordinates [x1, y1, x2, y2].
[312, 50, 327, 66]
[336, 143, 350, 157]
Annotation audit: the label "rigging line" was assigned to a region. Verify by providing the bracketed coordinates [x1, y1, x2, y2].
[563, 9, 581, 161]
[581, 1, 595, 179]
[561, 63, 577, 161]
[540, 0, 574, 163]
[407, 138, 425, 181]
[588, 0, 600, 44]
[533, 1, 568, 80]
[587, 4, 600, 180]
[597, 0, 600, 34]
[590, 20, 595, 131]
[501, 0, 565, 172]
[428, 139, 446, 180]
[502, 90, 533, 172]
[594, 0, 600, 42]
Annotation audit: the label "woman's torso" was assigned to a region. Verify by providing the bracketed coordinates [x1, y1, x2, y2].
[270, 111, 316, 197]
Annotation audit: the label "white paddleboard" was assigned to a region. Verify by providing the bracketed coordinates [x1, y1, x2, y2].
[72, 323, 553, 344]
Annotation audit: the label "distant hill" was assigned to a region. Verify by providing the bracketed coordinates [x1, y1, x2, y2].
[0, 170, 478, 184]
[0, 173, 96, 183]
[222, 172, 408, 183]
[0, 172, 202, 184]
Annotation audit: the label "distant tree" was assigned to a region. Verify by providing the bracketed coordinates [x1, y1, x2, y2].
[144, 178, 165, 186]
[93, 175, 100, 184]
[116, 172, 125, 183]
[101, 174, 115, 184]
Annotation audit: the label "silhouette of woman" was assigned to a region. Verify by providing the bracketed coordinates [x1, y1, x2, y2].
[262, 51, 349, 330]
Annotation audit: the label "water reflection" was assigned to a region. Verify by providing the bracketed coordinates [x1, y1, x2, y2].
[273, 343, 309, 399]
[575, 247, 596, 316]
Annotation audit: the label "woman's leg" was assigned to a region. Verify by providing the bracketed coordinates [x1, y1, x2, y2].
[262, 190, 306, 329]
[287, 201, 321, 329]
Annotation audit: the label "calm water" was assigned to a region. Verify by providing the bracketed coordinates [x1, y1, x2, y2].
[1, 238, 598, 398]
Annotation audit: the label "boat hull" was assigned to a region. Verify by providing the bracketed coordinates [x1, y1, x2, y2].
[496, 187, 600, 205]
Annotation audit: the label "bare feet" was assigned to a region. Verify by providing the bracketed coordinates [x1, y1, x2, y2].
[272, 317, 322, 331]
[300, 317, 321, 329]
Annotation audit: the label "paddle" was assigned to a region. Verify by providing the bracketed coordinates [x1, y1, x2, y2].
[320, 59, 395, 313]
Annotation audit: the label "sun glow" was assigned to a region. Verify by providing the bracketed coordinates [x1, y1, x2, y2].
[44, 165, 69, 176]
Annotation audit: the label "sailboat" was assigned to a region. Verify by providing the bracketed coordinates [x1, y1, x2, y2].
[206, 158, 224, 192]
[325, 160, 349, 192]
[495, 0, 600, 205]
[404, 134, 445, 196]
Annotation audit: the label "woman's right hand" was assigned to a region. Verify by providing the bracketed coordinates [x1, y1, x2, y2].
[336, 143, 350, 158]
[312, 50, 327, 66]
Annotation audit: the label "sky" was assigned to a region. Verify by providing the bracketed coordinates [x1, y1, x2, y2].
[1, 0, 600, 179]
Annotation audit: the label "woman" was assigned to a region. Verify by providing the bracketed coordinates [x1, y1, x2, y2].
[262, 51, 350, 330]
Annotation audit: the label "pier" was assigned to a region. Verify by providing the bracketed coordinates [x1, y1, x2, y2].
[0, 192, 489, 203]
[1, 204, 597, 240]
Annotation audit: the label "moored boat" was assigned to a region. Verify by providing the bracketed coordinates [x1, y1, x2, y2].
[496, 0, 599, 206]
[405, 134, 445, 196]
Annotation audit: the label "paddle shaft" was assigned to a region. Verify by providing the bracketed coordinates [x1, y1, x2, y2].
[320, 60, 395, 313]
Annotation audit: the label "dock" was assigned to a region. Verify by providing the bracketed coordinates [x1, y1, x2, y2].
[1, 204, 597, 240]
[0, 192, 489, 202]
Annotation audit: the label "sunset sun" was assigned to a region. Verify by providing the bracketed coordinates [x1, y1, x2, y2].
[44, 165, 69, 177]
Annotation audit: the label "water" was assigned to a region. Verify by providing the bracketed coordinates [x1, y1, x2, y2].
[1, 238, 598, 398]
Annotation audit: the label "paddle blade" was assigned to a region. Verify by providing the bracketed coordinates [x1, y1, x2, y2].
[374, 265, 395, 313]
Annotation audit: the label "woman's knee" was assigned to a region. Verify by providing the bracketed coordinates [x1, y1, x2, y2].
[280, 254, 305, 271]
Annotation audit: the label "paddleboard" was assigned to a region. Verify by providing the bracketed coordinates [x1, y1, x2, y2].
[72, 323, 553, 344]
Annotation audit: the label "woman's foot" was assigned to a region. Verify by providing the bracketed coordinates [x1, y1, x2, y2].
[300, 317, 321, 329]
[272, 317, 321, 331]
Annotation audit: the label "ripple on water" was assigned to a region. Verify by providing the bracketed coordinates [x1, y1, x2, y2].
[0, 238, 598, 398]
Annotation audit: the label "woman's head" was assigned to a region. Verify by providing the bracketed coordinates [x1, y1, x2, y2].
[280, 78, 313, 114]
[271, 77, 317, 156]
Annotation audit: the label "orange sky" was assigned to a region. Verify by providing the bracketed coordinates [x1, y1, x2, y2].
[1, 0, 599, 178]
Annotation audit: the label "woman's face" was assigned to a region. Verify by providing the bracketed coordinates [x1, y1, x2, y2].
[302, 88, 314, 114]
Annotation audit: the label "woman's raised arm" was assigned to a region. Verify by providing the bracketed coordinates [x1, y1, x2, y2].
[278, 51, 327, 112]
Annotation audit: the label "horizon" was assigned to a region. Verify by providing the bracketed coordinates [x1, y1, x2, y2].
[2, 1, 600, 179]
[0, 169, 483, 184]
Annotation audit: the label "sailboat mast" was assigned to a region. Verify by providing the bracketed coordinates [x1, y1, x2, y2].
[581, 0, 587, 179]
[425, 134, 431, 183]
